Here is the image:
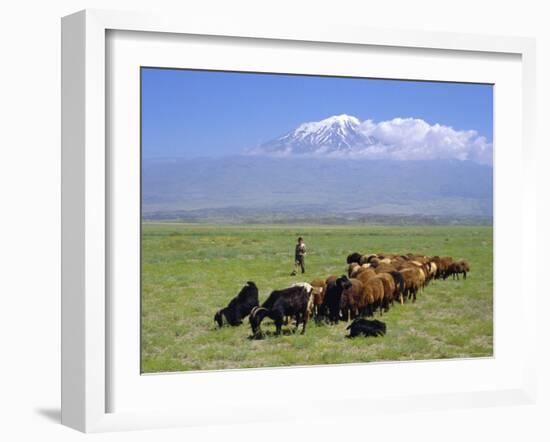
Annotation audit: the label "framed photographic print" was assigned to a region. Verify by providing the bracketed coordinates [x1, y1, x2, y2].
[140, 68, 494, 372]
[61, 9, 537, 433]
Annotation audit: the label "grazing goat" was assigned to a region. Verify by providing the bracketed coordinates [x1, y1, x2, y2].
[346, 252, 363, 264]
[458, 260, 470, 278]
[249, 285, 312, 338]
[348, 262, 361, 277]
[448, 259, 471, 279]
[362, 277, 385, 316]
[374, 273, 396, 312]
[389, 271, 406, 304]
[322, 275, 352, 324]
[346, 318, 387, 338]
[360, 254, 378, 265]
[356, 268, 376, 285]
[433, 256, 454, 279]
[310, 278, 327, 319]
[427, 261, 438, 280]
[350, 264, 372, 278]
[340, 278, 365, 321]
[373, 263, 398, 274]
[291, 282, 318, 319]
[214, 281, 259, 327]
[410, 263, 427, 289]
[399, 268, 421, 302]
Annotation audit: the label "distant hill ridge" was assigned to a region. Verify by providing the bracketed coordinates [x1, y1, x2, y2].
[142, 156, 493, 221]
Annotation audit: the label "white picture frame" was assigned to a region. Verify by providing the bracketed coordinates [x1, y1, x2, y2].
[61, 9, 537, 433]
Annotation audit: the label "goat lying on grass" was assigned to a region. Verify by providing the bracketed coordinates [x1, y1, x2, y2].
[346, 318, 387, 338]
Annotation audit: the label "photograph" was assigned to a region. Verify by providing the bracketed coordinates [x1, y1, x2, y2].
[140, 68, 493, 373]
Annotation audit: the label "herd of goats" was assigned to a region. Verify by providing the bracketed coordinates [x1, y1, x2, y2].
[214, 252, 470, 339]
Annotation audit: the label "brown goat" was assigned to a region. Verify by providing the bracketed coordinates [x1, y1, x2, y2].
[374, 273, 396, 312]
[347, 263, 361, 277]
[350, 264, 371, 278]
[359, 254, 377, 265]
[457, 260, 470, 278]
[310, 278, 327, 317]
[434, 256, 454, 279]
[340, 278, 365, 321]
[356, 268, 376, 285]
[448, 259, 470, 279]
[399, 268, 421, 302]
[362, 277, 385, 316]
[374, 263, 398, 274]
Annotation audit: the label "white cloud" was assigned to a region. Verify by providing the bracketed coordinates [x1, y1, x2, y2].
[250, 115, 493, 166]
[355, 117, 493, 165]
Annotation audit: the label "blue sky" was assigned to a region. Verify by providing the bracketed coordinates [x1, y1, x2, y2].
[141, 68, 493, 159]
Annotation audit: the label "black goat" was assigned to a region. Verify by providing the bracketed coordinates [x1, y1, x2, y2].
[346, 318, 387, 338]
[322, 275, 352, 324]
[249, 285, 312, 338]
[346, 252, 363, 264]
[214, 281, 259, 327]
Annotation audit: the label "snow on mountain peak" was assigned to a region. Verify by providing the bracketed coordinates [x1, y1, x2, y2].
[248, 114, 493, 165]
[294, 114, 360, 135]
[262, 114, 367, 155]
[320, 114, 360, 126]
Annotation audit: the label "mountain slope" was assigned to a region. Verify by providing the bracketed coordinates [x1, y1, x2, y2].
[142, 156, 493, 221]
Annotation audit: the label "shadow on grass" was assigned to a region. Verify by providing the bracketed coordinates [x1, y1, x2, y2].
[248, 328, 304, 340]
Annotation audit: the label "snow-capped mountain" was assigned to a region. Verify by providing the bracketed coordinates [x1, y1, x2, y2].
[249, 114, 493, 165]
[255, 114, 377, 156]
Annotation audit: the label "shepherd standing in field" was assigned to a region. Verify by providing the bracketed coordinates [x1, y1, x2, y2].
[290, 236, 306, 276]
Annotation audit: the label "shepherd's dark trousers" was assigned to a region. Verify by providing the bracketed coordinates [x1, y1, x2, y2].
[295, 256, 305, 274]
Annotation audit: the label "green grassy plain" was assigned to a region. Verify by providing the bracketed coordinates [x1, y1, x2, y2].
[141, 223, 493, 373]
